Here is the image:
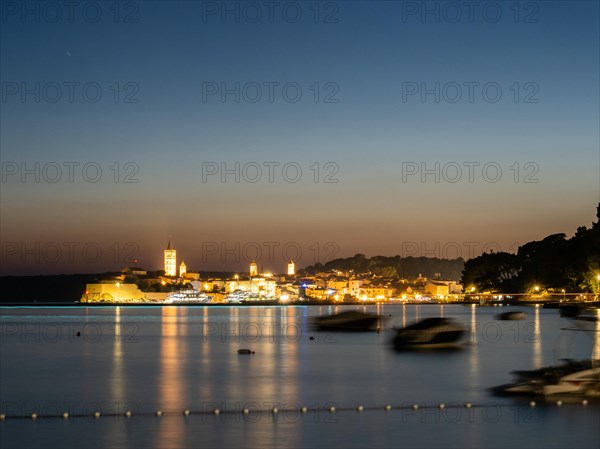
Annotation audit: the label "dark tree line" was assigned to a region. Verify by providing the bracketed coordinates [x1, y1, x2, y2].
[461, 204, 600, 293]
[300, 254, 465, 281]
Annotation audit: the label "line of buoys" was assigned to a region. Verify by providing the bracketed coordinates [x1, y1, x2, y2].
[1, 401, 595, 421]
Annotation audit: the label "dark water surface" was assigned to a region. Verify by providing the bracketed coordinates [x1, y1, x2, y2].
[1, 304, 598, 448]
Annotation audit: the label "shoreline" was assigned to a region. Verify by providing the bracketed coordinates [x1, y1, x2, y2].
[1, 300, 599, 308]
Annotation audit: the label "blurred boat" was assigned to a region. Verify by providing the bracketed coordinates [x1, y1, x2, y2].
[392, 317, 466, 350]
[542, 369, 600, 396]
[491, 359, 599, 397]
[496, 311, 526, 321]
[165, 290, 212, 304]
[559, 305, 583, 318]
[313, 310, 383, 332]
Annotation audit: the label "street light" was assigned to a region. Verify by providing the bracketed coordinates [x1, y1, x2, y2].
[561, 289, 565, 302]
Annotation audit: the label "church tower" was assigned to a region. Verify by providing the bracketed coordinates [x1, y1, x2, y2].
[179, 261, 187, 277]
[249, 261, 258, 277]
[287, 260, 295, 276]
[164, 239, 177, 276]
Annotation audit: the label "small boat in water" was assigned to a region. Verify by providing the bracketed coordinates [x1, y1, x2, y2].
[392, 317, 466, 350]
[491, 359, 600, 397]
[165, 290, 213, 304]
[313, 310, 383, 332]
[496, 311, 526, 321]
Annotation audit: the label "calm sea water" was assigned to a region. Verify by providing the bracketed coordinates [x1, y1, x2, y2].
[1, 304, 598, 449]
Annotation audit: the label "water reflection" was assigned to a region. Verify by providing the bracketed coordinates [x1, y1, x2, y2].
[468, 305, 480, 393]
[110, 306, 124, 406]
[593, 310, 600, 366]
[533, 305, 542, 369]
[157, 307, 186, 448]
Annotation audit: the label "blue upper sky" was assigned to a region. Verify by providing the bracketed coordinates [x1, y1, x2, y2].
[1, 1, 599, 274]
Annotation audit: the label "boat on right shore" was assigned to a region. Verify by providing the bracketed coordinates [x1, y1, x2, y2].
[491, 359, 600, 398]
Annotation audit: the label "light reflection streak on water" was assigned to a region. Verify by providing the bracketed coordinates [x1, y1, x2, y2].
[402, 303, 406, 328]
[593, 309, 600, 367]
[533, 305, 542, 369]
[468, 305, 480, 394]
[157, 307, 186, 446]
[110, 306, 124, 407]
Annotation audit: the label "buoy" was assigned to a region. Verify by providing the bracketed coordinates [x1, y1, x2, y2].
[93, 412, 101, 418]
[155, 410, 163, 417]
[328, 406, 336, 413]
[556, 400, 562, 407]
[384, 404, 392, 411]
[464, 403, 472, 408]
[438, 403, 445, 409]
[238, 349, 253, 354]
[582, 399, 588, 406]
[213, 409, 220, 415]
[309, 336, 314, 341]
[62, 412, 69, 419]
[300, 407, 308, 413]
[31, 413, 38, 420]
[529, 401, 536, 407]
[272, 407, 278, 414]
[183, 409, 190, 416]
[76, 331, 81, 337]
[242, 408, 249, 414]
[125, 411, 132, 417]
[357, 405, 364, 412]
[412, 404, 419, 410]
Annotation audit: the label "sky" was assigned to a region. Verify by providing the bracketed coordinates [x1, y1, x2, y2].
[1, 0, 599, 275]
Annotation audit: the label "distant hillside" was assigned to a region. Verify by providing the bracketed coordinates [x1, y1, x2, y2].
[0, 273, 118, 303]
[299, 254, 465, 281]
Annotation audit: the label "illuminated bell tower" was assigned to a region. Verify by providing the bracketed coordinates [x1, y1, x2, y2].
[249, 261, 258, 277]
[179, 261, 187, 277]
[287, 260, 295, 276]
[164, 239, 177, 276]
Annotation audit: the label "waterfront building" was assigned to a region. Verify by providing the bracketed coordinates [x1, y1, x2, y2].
[82, 282, 145, 302]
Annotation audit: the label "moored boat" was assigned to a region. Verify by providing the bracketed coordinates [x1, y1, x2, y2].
[392, 317, 466, 350]
[491, 359, 599, 397]
[496, 311, 526, 321]
[313, 310, 383, 332]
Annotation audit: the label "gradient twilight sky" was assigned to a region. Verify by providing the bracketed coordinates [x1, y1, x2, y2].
[1, 0, 599, 275]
